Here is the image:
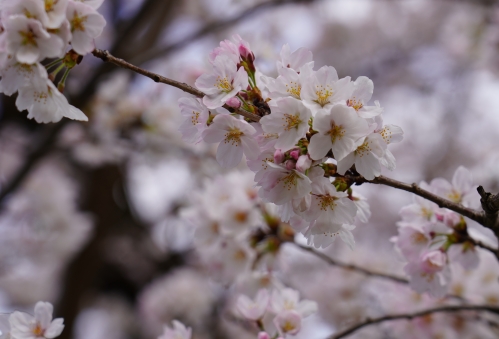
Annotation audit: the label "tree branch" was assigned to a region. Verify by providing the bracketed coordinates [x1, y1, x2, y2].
[477, 186, 499, 230]
[294, 243, 409, 284]
[328, 304, 499, 339]
[91, 49, 262, 122]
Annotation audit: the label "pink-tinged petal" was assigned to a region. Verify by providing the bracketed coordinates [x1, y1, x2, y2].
[216, 138, 243, 168]
[336, 152, 355, 175]
[452, 166, 473, 194]
[355, 152, 381, 180]
[9, 311, 32, 334]
[195, 73, 221, 95]
[34, 302, 53, 329]
[44, 318, 64, 338]
[241, 136, 260, 161]
[352, 76, 373, 102]
[308, 134, 331, 160]
[65, 105, 88, 121]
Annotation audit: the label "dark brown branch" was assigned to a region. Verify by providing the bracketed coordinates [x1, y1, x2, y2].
[91, 49, 261, 122]
[294, 243, 409, 284]
[365, 175, 486, 226]
[477, 186, 499, 229]
[328, 304, 499, 339]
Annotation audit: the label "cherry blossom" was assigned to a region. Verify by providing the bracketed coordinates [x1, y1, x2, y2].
[236, 289, 269, 320]
[9, 301, 64, 339]
[177, 97, 210, 143]
[4, 16, 64, 64]
[259, 97, 311, 151]
[202, 114, 259, 168]
[157, 320, 191, 339]
[404, 250, 451, 298]
[66, 1, 106, 55]
[195, 55, 248, 109]
[16, 72, 88, 123]
[346, 76, 383, 118]
[301, 66, 352, 115]
[308, 104, 369, 161]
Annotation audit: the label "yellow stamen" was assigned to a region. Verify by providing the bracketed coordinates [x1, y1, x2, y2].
[282, 113, 302, 131]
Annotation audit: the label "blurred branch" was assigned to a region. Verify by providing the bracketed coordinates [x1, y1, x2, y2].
[91, 49, 262, 122]
[131, 0, 317, 65]
[294, 243, 409, 284]
[328, 304, 499, 339]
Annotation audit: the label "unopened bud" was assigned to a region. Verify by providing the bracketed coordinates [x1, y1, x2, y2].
[274, 149, 285, 164]
[289, 149, 300, 160]
[296, 155, 312, 173]
[285, 160, 296, 170]
[226, 97, 241, 108]
[258, 332, 271, 339]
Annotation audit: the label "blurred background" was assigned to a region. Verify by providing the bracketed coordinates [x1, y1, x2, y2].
[2, 0, 499, 338]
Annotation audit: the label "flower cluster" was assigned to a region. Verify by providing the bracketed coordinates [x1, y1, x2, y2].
[236, 287, 317, 337]
[0, 0, 106, 122]
[0, 301, 64, 339]
[179, 36, 403, 249]
[392, 166, 483, 297]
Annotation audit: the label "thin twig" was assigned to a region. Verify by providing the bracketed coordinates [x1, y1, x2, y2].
[365, 175, 486, 226]
[91, 49, 261, 122]
[294, 243, 408, 284]
[328, 304, 499, 339]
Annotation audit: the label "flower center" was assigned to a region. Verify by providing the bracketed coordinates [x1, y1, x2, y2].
[20, 29, 37, 46]
[33, 324, 44, 337]
[447, 190, 462, 203]
[355, 140, 371, 157]
[224, 128, 243, 145]
[313, 85, 333, 107]
[190, 110, 200, 125]
[278, 171, 300, 191]
[215, 76, 233, 92]
[327, 123, 345, 143]
[285, 81, 301, 99]
[317, 195, 337, 211]
[282, 320, 297, 333]
[379, 127, 393, 144]
[411, 232, 427, 244]
[45, 0, 58, 12]
[71, 12, 87, 32]
[347, 98, 363, 111]
[282, 113, 302, 131]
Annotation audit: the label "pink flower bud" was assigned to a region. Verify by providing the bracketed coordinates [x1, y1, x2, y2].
[258, 332, 271, 339]
[285, 160, 296, 170]
[274, 149, 285, 164]
[296, 155, 312, 173]
[289, 149, 300, 160]
[239, 44, 252, 59]
[226, 97, 241, 108]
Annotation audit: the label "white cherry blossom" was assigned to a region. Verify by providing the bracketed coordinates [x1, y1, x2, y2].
[66, 1, 106, 55]
[301, 66, 352, 115]
[236, 289, 269, 320]
[178, 97, 210, 143]
[195, 55, 248, 109]
[431, 166, 479, 208]
[0, 58, 47, 96]
[256, 162, 312, 205]
[308, 104, 369, 161]
[346, 76, 383, 118]
[43, 0, 69, 29]
[276, 43, 313, 72]
[72, 0, 104, 9]
[158, 320, 191, 339]
[202, 114, 259, 168]
[4, 15, 64, 64]
[269, 288, 317, 317]
[16, 72, 88, 123]
[273, 310, 302, 336]
[404, 250, 451, 298]
[9, 301, 64, 339]
[336, 132, 386, 180]
[263, 63, 314, 100]
[260, 97, 311, 151]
